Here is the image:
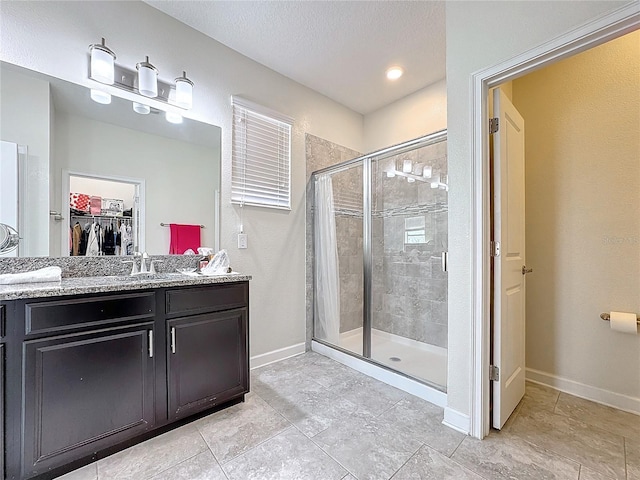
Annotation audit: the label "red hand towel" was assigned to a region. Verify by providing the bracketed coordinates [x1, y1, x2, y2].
[169, 224, 201, 254]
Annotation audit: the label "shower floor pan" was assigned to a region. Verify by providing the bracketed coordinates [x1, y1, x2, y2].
[338, 327, 447, 388]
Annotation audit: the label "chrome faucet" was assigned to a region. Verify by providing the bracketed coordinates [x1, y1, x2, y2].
[140, 252, 149, 273]
[123, 253, 163, 276]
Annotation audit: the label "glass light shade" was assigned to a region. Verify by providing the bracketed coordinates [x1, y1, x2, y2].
[137, 57, 158, 98]
[90, 89, 111, 105]
[402, 160, 412, 173]
[386, 170, 396, 178]
[133, 102, 150, 115]
[89, 39, 115, 85]
[422, 166, 432, 178]
[431, 173, 441, 189]
[175, 72, 193, 109]
[165, 111, 183, 124]
[407, 177, 416, 183]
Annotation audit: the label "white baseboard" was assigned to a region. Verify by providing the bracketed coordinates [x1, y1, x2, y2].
[526, 368, 640, 415]
[443, 407, 470, 435]
[250, 342, 306, 370]
[312, 340, 447, 408]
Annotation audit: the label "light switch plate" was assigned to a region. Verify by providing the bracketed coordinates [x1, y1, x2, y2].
[238, 233, 248, 249]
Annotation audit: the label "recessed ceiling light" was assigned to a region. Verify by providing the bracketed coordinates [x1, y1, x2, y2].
[386, 66, 404, 80]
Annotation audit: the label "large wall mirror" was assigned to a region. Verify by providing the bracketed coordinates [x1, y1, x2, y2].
[0, 61, 221, 257]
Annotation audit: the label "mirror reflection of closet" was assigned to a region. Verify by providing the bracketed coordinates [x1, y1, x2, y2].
[66, 172, 144, 256]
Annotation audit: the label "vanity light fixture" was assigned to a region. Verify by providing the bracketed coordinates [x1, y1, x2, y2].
[431, 173, 441, 189]
[90, 89, 111, 105]
[87, 38, 196, 117]
[136, 56, 158, 98]
[132, 102, 150, 115]
[175, 71, 194, 109]
[402, 159, 413, 173]
[386, 66, 404, 80]
[89, 38, 116, 85]
[165, 111, 183, 124]
[422, 165, 432, 178]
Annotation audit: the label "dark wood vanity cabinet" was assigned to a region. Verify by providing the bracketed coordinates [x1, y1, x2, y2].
[167, 308, 248, 421]
[0, 281, 249, 480]
[21, 322, 156, 476]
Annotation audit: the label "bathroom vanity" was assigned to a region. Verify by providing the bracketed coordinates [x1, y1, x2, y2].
[0, 274, 250, 480]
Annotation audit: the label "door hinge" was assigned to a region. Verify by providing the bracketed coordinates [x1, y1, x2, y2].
[491, 241, 500, 257]
[490, 365, 500, 382]
[489, 117, 499, 134]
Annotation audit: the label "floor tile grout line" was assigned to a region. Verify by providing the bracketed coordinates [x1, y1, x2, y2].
[306, 427, 361, 479]
[196, 429, 231, 480]
[549, 386, 640, 442]
[553, 390, 561, 413]
[218, 424, 295, 467]
[388, 441, 426, 480]
[196, 393, 294, 470]
[514, 431, 616, 478]
[447, 434, 466, 458]
[442, 438, 493, 480]
[142, 447, 206, 480]
[288, 423, 354, 478]
[528, 405, 630, 450]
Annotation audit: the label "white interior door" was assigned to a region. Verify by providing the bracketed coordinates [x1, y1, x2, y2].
[492, 87, 527, 429]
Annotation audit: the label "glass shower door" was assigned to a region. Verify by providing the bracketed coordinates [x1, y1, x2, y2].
[369, 141, 449, 388]
[314, 163, 364, 355]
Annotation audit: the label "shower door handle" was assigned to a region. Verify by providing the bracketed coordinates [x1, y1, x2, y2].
[441, 252, 448, 272]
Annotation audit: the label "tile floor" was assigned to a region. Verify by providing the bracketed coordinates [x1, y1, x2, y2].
[58, 352, 640, 480]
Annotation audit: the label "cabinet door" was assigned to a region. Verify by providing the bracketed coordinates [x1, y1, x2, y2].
[167, 308, 248, 421]
[22, 323, 155, 476]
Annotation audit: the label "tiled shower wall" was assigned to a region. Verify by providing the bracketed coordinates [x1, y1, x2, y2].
[305, 134, 362, 348]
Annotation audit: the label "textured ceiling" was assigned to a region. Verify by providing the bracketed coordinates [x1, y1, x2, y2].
[145, 1, 446, 115]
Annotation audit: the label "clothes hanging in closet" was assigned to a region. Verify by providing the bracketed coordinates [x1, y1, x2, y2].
[86, 223, 100, 256]
[72, 223, 82, 256]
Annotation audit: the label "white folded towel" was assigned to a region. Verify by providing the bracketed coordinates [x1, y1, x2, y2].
[0, 266, 62, 285]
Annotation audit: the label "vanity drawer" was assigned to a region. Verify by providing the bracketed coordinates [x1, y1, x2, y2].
[25, 292, 156, 336]
[166, 282, 248, 317]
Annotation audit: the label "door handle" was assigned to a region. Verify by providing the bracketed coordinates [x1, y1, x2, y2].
[441, 251, 448, 272]
[522, 265, 533, 275]
[148, 330, 154, 358]
[170, 327, 176, 354]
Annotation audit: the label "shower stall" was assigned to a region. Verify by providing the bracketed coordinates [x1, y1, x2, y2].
[312, 130, 448, 392]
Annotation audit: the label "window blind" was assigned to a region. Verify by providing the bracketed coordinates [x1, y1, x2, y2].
[231, 97, 293, 210]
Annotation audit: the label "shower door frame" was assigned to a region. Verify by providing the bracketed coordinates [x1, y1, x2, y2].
[312, 129, 448, 387]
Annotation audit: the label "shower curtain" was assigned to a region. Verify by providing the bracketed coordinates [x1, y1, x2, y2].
[314, 174, 341, 345]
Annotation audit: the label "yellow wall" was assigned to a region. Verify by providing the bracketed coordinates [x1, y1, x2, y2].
[513, 31, 640, 401]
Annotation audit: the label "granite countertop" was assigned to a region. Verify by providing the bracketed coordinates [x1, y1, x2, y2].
[0, 273, 252, 301]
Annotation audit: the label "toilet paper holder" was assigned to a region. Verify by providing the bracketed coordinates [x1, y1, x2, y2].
[600, 313, 640, 324]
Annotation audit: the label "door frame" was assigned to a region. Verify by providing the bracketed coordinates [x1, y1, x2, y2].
[61, 170, 146, 256]
[470, 3, 640, 439]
